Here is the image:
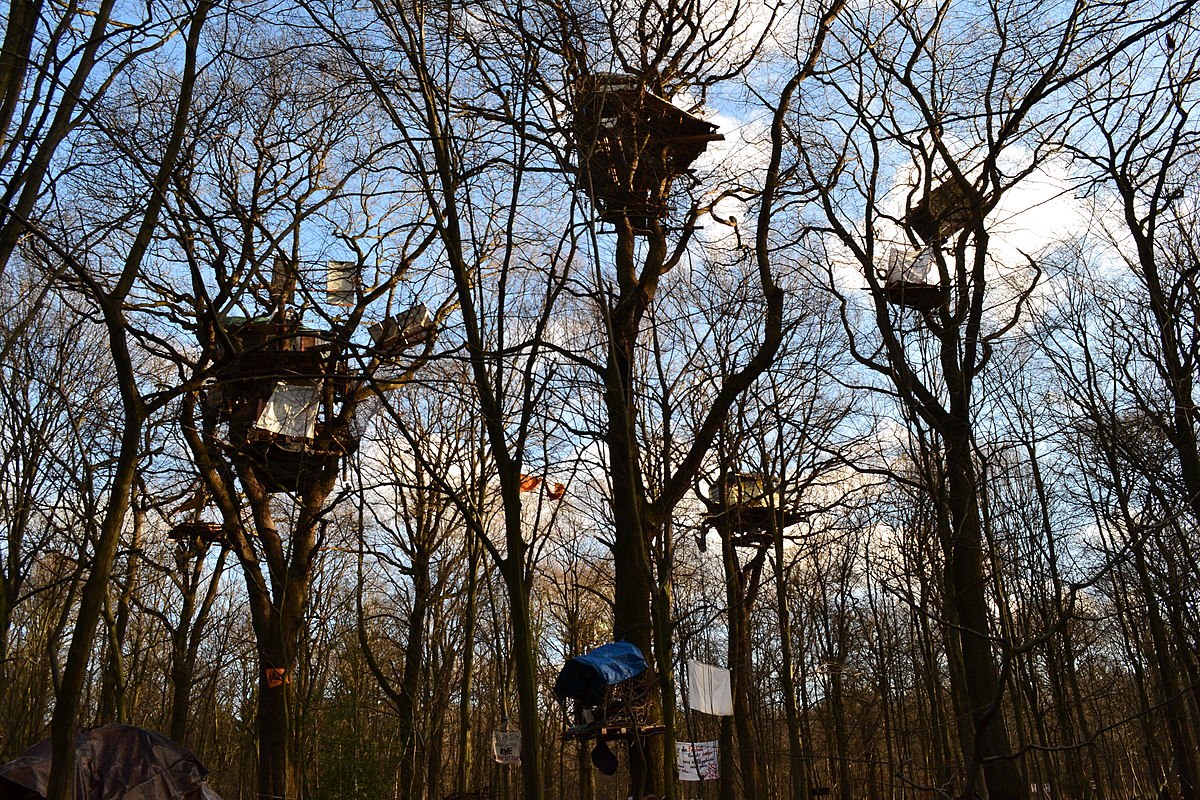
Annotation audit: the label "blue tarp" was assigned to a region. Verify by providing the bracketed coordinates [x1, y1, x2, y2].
[554, 642, 649, 707]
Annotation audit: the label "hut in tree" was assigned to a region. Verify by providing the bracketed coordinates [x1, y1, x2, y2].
[204, 253, 434, 493]
[878, 176, 982, 310]
[573, 73, 722, 233]
[204, 314, 355, 494]
[368, 303, 434, 359]
[904, 178, 975, 244]
[554, 642, 664, 774]
[702, 472, 803, 547]
[167, 521, 225, 550]
[879, 247, 948, 311]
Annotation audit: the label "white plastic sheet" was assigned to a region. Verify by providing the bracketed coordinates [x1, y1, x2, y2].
[687, 660, 733, 716]
[885, 247, 935, 284]
[326, 260, 359, 306]
[256, 382, 319, 439]
[676, 741, 719, 781]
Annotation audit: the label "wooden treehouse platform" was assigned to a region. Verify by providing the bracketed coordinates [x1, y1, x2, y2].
[572, 74, 722, 232]
[879, 280, 949, 311]
[167, 521, 225, 548]
[904, 178, 978, 244]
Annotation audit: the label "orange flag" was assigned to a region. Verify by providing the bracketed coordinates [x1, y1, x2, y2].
[519, 474, 543, 492]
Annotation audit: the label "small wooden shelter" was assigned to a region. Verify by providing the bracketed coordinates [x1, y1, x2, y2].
[167, 521, 225, 550]
[555, 642, 664, 749]
[703, 472, 803, 547]
[904, 178, 975, 244]
[877, 177, 981, 309]
[368, 303, 434, 359]
[573, 73, 722, 232]
[204, 314, 355, 493]
[879, 247, 948, 311]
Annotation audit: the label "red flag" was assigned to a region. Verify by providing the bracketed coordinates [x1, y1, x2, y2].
[519, 474, 543, 492]
[548, 483, 567, 501]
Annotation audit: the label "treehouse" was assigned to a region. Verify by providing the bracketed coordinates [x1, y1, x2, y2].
[555, 641, 664, 773]
[205, 314, 356, 493]
[904, 178, 975, 244]
[202, 276, 435, 491]
[167, 521, 225, 550]
[879, 247, 948, 311]
[703, 472, 802, 547]
[572, 73, 722, 232]
[368, 303, 435, 359]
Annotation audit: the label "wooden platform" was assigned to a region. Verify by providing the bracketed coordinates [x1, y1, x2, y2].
[167, 521, 224, 548]
[880, 280, 948, 310]
[703, 505, 806, 539]
[905, 179, 975, 243]
[562, 723, 666, 742]
[573, 74, 722, 231]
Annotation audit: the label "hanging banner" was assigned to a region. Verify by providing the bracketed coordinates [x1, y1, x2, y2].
[676, 741, 719, 781]
[326, 260, 359, 307]
[687, 660, 734, 716]
[256, 382, 319, 439]
[492, 730, 521, 766]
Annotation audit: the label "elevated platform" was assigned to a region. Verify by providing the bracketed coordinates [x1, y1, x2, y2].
[905, 179, 976, 244]
[562, 723, 666, 742]
[573, 74, 722, 231]
[206, 314, 358, 493]
[879, 280, 948, 310]
[703, 505, 807, 542]
[167, 521, 225, 548]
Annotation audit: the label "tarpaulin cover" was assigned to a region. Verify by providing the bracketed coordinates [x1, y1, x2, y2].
[0, 725, 223, 800]
[256, 382, 319, 439]
[885, 247, 935, 284]
[554, 641, 649, 707]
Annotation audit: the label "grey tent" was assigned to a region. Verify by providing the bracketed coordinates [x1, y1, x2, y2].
[0, 725, 222, 800]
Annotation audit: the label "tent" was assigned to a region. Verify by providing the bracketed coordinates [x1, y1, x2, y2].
[554, 641, 649, 708]
[0, 725, 222, 800]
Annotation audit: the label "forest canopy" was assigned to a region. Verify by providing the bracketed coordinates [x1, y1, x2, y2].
[1, 0, 1199, 798]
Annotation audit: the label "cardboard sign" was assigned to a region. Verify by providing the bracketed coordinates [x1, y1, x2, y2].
[492, 730, 521, 765]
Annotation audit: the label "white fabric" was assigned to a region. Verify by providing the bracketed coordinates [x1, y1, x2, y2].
[677, 741, 719, 781]
[256, 382, 319, 439]
[492, 730, 521, 765]
[687, 660, 733, 716]
[886, 247, 935, 284]
[907, 247, 935, 281]
[326, 260, 358, 306]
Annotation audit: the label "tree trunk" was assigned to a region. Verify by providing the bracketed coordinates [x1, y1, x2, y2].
[774, 540, 810, 800]
[43, 3, 210, 793]
[721, 528, 763, 800]
[456, 538, 480, 796]
[396, 550, 430, 800]
[942, 428, 1025, 800]
[503, 552, 545, 800]
[1132, 545, 1199, 800]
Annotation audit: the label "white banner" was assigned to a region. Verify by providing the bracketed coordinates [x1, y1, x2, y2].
[492, 730, 521, 765]
[256, 382, 319, 439]
[676, 741, 719, 781]
[326, 260, 359, 306]
[687, 660, 734, 716]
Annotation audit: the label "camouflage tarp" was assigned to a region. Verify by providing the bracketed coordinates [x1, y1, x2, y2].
[0, 725, 222, 800]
